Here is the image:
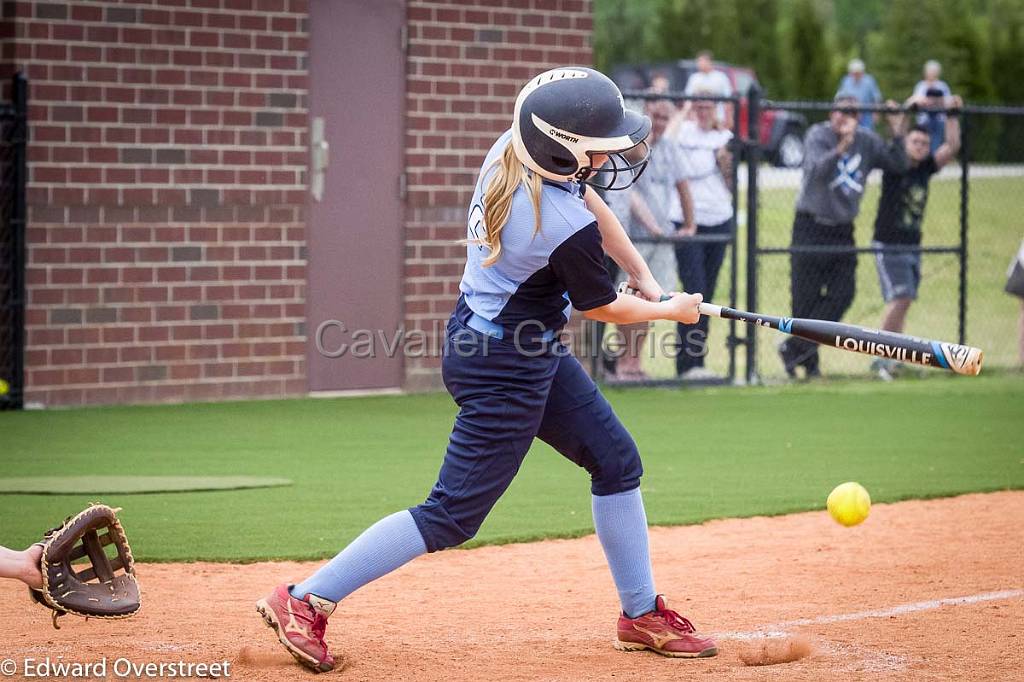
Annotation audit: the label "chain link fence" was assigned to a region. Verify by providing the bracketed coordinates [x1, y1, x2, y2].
[0, 73, 27, 410]
[960, 106, 1024, 372]
[750, 98, 965, 381]
[585, 87, 1024, 386]
[585, 92, 743, 386]
[0, 74, 1017, 402]
[750, 98, 1024, 381]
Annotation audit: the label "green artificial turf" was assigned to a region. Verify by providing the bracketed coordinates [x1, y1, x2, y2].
[0, 476, 292, 494]
[2, 373, 1022, 562]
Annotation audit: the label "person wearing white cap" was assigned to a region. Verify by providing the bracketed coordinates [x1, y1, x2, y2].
[910, 60, 953, 153]
[836, 59, 882, 129]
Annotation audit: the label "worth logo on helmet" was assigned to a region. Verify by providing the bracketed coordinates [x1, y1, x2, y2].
[511, 67, 652, 191]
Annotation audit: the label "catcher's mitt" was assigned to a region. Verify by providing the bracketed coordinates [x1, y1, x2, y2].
[28, 504, 141, 629]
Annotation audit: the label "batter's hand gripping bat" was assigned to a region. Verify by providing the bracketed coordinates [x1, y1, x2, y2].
[617, 284, 983, 376]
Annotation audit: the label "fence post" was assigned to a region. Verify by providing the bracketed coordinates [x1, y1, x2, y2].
[745, 85, 761, 383]
[957, 110, 969, 346]
[9, 72, 27, 409]
[726, 94, 741, 383]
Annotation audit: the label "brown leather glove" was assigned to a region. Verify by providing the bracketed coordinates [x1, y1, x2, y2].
[29, 504, 141, 629]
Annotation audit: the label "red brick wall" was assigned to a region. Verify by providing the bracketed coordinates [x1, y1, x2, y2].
[1, 0, 593, 405]
[7, 0, 309, 406]
[402, 0, 592, 390]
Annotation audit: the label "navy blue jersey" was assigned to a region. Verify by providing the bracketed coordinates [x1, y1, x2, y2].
[458, 129, 617, 334]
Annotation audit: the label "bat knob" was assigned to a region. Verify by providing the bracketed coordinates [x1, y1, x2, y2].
[961, 347, 983, 376]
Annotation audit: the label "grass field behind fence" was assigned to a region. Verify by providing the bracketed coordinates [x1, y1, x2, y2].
[2, 372, 1022, 562]
[629, 171, 1023, 380]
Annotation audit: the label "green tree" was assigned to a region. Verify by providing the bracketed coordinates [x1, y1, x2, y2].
[707, 0, 740, 61]
[873, 0, 994, 102]
[872, 0, 999, 158]
[988, 0, 1024, 160]
[938, 0, 995, 103]
[592, 0, 662, 73]
[733, 0, 784, 96]
[784, 0, 834, 100]
[869, 0, 933, 99]
[652, 0, 713, 61]
[832, 0, 884, 57]
[989, 0, 1024, 105]
[594, 0, 794, 98]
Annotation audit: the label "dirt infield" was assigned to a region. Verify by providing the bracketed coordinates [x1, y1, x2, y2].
[2, 491, 1020, 681]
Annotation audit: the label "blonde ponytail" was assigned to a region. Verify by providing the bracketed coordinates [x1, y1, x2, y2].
[476, 142, 543, 267]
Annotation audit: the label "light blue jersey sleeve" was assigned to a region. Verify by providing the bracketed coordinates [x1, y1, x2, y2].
[457, 130, 616, 332]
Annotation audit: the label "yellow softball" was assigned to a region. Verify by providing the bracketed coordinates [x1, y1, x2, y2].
[826, 482, 871, 527]
[0, 378, 8, 396]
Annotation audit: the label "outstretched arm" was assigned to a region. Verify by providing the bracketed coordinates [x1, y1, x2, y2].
[0, 544, 43, 589]
[629, 192, 665, 238]
[885, 99, 906, 137]
[583, 289, 703, 325]
[546, 218, 702, 325]
[873, 129, 909, 175]
[676, 179, 696, 235]
[934, 96, 963, 169]
[717, 143, 734, 192]
[805, 121, 855, 180]
[583, 189, 662, 301]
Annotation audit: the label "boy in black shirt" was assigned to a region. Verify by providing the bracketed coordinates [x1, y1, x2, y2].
[871, 95, 961, 378]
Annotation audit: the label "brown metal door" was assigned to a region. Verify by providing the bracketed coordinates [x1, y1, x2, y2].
[306, 0, 405, 392]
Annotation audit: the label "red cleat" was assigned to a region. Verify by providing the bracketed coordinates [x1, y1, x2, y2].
[615, 595, 718, 658]
[256, 584, 338, 672]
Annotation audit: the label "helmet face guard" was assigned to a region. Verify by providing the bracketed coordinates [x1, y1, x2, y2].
[581, 140, 651, 191]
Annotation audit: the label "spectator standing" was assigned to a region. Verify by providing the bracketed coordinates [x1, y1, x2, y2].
[780, 93, 908, 378]
[911, 60, 953, 153]
[836, 59, 882, 129]
[613, 100, 694, 382]
[1006, 238, 1024, 367]
[682, 51, 732, 125]
[672, 94, 734, 380]
[871, 96, 962, 379]
[684, 51, 732, 98]
[648, 71, 671, 95]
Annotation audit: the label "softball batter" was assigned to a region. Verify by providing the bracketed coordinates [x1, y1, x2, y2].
[256, 67, 716, 672]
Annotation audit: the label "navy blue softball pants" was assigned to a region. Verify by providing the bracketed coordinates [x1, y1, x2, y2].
[408, 317, 643, 553]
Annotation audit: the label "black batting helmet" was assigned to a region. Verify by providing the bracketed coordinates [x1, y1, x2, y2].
[511, 67, 651, 190]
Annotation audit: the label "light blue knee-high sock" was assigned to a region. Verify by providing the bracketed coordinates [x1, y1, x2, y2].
[290, 510, 427, 603]
[592, 487, 657, 618]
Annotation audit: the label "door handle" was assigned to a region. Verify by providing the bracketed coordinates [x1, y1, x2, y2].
[310, 116, 330, 202]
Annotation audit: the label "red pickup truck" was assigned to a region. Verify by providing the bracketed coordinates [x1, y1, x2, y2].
[611, 60, 807, 168]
